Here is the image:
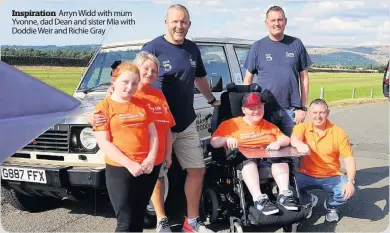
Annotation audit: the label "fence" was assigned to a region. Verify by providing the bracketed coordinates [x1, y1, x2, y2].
[319, 87, 376, 99]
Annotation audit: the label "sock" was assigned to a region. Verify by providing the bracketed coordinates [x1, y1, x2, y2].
[279, 189, 292, 196]
[253, 193, 268, 202]
[157, 216, 168, 221]
[187, 217, 199, 228]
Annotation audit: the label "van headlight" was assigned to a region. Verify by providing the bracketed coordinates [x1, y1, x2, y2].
[70, 126, 99, 153]
[80, 127, 97, 150]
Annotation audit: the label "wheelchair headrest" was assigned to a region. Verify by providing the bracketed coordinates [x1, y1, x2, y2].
[226, 83, 262, 93]
[216, 83, 264, 122]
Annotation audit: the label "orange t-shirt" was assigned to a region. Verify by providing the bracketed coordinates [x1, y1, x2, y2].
[292, 121, 353, 178]
[93, 97, 156, 166]
[211, 117, 284, 148]
[134, 85, 176, 165]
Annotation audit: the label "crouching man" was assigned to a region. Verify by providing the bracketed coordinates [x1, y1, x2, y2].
[291, 98, 357, 222]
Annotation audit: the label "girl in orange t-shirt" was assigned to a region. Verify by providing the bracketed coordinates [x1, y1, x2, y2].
[90, 53, 176, 231]
[93, 63, 160, 232]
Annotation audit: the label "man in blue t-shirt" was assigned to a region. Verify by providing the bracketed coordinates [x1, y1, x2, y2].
[141, 4, 217, 233]
[243, 5, 312, 137]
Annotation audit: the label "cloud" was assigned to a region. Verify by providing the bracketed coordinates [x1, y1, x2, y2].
[190, 0, 389, 46]
[312, 17, 377, 34]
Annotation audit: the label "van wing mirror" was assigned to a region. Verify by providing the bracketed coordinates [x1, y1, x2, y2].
[209, 76, 223, 92]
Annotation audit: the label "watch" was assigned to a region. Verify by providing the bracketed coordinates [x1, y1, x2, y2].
[293, 106, 307, 111]
[207, 97, 217, 105]
[347, 179, 355, 185]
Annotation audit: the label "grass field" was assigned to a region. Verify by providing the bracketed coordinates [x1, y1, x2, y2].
[15, 66, 385, 103]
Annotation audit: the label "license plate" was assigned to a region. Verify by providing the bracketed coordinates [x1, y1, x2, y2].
[1, 167, 47, 184]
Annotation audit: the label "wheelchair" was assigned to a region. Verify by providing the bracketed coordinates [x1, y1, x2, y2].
[200, 83, 306, 232]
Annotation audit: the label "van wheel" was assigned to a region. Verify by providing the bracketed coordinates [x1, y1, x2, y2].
[144, 173, 169, 228]
[2, 186, 58, 212]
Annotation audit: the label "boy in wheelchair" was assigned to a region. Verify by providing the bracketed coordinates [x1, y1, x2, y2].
[210, 92, 299, 216]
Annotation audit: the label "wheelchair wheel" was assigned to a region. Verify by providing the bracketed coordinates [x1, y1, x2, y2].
[283, 223, 298, 232]
[232, 222, 243, 233]
[200, 188, 219, 223]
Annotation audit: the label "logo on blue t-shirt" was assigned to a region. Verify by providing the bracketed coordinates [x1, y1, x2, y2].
[286, 52, 295, 58]
[162, 60, 172, 72]
[265, 54, 272, 61]
[189, 58, 196, 68]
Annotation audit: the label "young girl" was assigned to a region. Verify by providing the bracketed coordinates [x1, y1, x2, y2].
[90, 53, 176, 232]
[93, 62, 160, 232]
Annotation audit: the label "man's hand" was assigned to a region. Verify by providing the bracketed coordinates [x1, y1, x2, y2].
[294, 110, 306, 124]
[226, 137, 238, 150]
[211, 100, 221, 107]
[296, 143, 310, 154]
[89, 111, 108, 127]
[342, 181, 355, 200]
[266, 142, 281, 151]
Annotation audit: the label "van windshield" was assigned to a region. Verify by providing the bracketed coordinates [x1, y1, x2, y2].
[77, 46, 141, 92]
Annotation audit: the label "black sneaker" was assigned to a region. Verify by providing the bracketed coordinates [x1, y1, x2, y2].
[255, 194, 279, 215]
[277, 190, 299, 211]
[324, 199, 340, 222]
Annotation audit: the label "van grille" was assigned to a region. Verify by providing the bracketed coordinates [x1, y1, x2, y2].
[22, 125, 70, 153]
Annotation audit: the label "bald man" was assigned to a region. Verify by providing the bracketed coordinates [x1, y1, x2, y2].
[141, 4, 217, 233]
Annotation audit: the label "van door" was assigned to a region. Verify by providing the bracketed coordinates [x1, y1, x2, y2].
[193, 43, 232, 160]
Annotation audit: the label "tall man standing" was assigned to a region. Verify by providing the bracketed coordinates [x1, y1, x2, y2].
[142, 4, 217, 233]
[243, 5, 312, 137]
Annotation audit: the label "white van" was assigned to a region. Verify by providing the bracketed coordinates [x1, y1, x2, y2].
[1, 37, 255, 222]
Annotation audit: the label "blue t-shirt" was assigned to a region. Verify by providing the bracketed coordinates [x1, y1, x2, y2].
[141, 35, 207, 132]
[244, 35, 312, 109]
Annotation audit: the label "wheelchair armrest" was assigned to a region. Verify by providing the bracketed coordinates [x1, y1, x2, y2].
[226, 149, 238, 161]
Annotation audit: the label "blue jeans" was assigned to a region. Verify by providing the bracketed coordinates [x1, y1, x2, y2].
[266, 108, 295, 137]
[295, 172, 356, 209]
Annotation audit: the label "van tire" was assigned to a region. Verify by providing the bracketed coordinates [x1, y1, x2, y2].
[2, 186, 58, 212]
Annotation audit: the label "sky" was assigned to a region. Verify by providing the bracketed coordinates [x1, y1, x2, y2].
[0, 0, 389, 47]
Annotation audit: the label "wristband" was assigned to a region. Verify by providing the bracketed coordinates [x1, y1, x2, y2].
[207, 97, 217, 105]
[293, 106, 307, 111]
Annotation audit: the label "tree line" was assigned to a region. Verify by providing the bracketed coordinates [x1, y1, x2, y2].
[1, 47, 95, 59]
[1, 47, 388, 72]
[311, 64, 387, 73]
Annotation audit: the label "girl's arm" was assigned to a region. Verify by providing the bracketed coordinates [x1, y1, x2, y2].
[94, 131, 137, 169]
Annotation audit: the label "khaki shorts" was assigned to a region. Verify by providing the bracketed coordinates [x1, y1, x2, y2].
[171, 120, 205, 170]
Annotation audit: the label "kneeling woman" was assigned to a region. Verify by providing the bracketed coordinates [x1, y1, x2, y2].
[93, 63, 160, 232]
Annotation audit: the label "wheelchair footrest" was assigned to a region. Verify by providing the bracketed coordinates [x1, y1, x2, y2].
[247, 203, 306, 227]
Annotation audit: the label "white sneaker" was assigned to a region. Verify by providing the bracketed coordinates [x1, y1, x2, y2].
[156, 217, 172, 233]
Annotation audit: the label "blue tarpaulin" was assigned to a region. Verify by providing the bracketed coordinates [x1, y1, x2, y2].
[0, 61, 81, 161]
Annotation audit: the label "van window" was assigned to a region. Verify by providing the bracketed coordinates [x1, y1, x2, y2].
[78, 48, 140, 91]
[198, 45, 231, 90]
[233, 46, 250, 77]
